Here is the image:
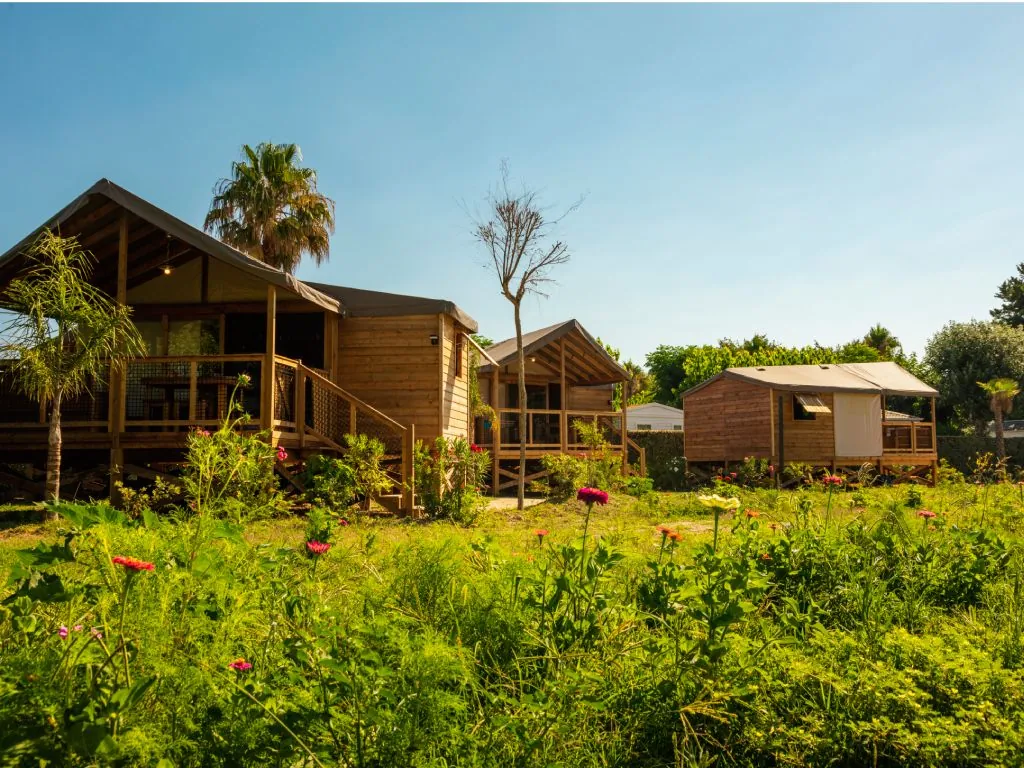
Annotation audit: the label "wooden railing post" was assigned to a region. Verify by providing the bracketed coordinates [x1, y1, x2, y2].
[188, 361, 198, 422]
[402, 424, 415, 512]
[262, 285, 277, 432]
[296, 365, 306, 449]
[911, 421, 917, 454]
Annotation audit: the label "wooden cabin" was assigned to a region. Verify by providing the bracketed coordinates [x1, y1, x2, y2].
[681, 362, 939, 482]
[0, 179, 477, 508]
[475, 320, 635, 494]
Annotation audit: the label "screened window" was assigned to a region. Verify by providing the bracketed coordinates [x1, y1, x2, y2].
[637, 423, 652, 431]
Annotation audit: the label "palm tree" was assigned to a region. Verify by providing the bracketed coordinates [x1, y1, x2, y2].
[977, 377, 1020, 465]
[1, 231, 144, 510]
[863, 324, 902, 358]
[204, 143, 336, 274]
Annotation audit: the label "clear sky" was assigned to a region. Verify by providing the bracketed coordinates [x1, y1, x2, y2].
[1, 4, 1022, 364]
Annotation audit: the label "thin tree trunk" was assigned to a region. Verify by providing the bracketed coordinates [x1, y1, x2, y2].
[45, 390, 63, 517]
[995, 403, 1006, 465]
[514, 301, 526, 511]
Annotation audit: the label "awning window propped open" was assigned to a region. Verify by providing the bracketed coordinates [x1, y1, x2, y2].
[795, 393, 831, 414]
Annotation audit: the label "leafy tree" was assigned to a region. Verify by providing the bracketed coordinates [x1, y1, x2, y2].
[204, 142, 336, 274]
[991, 263, 1024, 326]
[977, 378, 1020, 464]
[472, 334, 494, 349]
[473, 161, 579, 509]
[924, 321, 1024, 432]
[836, 341, 882, 363]
[0, 231, 144, 508]
[862, 324, 902, 357]
[597, 338, 651, 407]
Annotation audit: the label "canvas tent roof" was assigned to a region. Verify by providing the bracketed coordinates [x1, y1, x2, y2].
[0, 179, 342, 313]
[683, 361, 937, 399]
[478, 319, 629, 386]
[307, 282, 477, 331]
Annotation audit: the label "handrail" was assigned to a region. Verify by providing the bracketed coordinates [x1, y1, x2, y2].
[301, 364, 407, 434]
[496, 408, 621, 418]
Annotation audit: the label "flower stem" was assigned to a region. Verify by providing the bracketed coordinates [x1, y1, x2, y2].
[118, 576, 132, 685]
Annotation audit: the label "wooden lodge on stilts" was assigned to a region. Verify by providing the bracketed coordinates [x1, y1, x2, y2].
[0, 179, 479, 510]
[475, 320, 645, 494]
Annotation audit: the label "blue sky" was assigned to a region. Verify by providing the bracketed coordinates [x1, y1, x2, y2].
[1, 4, 1023, 364]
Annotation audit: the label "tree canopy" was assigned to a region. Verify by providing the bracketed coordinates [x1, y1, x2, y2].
[204, 142, 336, 274]
[991, 263, 1024, 327]
[924, 321, 1024, 431]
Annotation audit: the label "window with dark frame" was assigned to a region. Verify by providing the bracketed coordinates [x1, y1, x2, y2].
[793, 395, 815, 421]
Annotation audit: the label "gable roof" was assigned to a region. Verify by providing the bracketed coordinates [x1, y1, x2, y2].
[478, 319, 629, 385]
[683, 361, 937, 399]
[0, 179, 342, 312]
[307, 282, 477, 331]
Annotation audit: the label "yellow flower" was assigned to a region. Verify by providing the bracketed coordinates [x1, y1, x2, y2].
[697, 494, 741, 511]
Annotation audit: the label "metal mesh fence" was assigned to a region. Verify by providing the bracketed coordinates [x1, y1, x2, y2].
[273, 363, 296, 424]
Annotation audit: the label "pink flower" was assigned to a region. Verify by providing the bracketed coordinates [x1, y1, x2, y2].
[277, 446, 288, 461]
[729, 472, 737, 480]
[823, 475, 843, 487]
[90, 628, 103, 640]
[58, 625, 68, 639]
[112, 556, 154, 572]
[228, 658, 253, 672]
[306, 540, 331, 556]
[917, 509, 936, 519]
[338, 517, 350, 527]
[577, 487, 609, 506]
[768, 465, 775, 475]
[73, 624, 83, 632]
[194, 427, 210, 437]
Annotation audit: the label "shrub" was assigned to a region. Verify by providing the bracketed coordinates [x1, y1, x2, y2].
[342, 433, 394, 510]
[302, 453, 357, 510]
[414, 436, 489, 525]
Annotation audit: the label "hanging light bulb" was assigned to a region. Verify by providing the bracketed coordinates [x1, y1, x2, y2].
[161, 235, 173, 275]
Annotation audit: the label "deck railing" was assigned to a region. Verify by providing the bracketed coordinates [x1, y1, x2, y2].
[882, 421, 936, 454]
[496, 408, 625, 451]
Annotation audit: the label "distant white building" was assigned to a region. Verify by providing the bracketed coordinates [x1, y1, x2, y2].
[627, 402, 684, 431]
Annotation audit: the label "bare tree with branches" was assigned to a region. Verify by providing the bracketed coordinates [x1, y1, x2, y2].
[473, 161, 580, 510]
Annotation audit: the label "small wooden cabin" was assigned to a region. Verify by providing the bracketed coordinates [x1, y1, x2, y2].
[681, 362, 939, 481]
[0, 179, 477, 508]
[475, 319, 635, 493]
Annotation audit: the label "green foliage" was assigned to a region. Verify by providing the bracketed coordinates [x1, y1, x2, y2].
[925, 320, 1024, 430]
[342, 433, 394, 511]
[627, 430, 687, 490]
[991, 261, 1024, 327]
[540, 421, 623, 499]
[414, 437, 489, 525]
[7, 485, 1024, 766]
[302, 453, 357, 510]
[181, 378, 286, 521]
[204, 142, 336, 274]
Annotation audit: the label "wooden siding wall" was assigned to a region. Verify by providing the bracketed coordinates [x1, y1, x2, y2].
[568, 385, 614, 411]
[440, 315, 471, 440]
[336, 314, 442, 440]
[780, 391, 836, 462]
[683, 378, 772, 461]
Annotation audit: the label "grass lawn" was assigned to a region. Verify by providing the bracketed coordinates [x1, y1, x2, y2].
[2, 483, 1024, 766]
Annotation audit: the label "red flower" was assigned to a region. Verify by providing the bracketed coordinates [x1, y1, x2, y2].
[228, 658, 253, 672]
[745, 509, 761, 519]
[470, 444, 484, 453]
[306, 540, 331, 556]
[656, 525, 672, 538]
[338, 517, 350, 527]
[729, 472, 737, 480]
[917, 509, 936, 519]
[667, 531, 683, 543]
[112, 556, 154, 572]
[822, 474, 843, 487]
[277, 446, 288, 461]
[722, 476, 732, 483]
[194, 427, 210, 437]
[534, 528, 549, 539]
[761, 552, 772, 561]
[577, 487, 609, 506]
[768, 465, 775, 474]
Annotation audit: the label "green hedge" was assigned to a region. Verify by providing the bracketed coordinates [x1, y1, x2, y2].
[628, 430, 686, 490]
[938, 436, 1024, 474]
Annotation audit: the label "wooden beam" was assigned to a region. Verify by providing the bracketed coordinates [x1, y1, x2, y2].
[108, 211, 129, 506]
[262, 284, 277, 430]
[492, 366, 500, 495]
[437, 313, 445, 441]
[560, 340, 568, 453]
[621, 379, 629, 473]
